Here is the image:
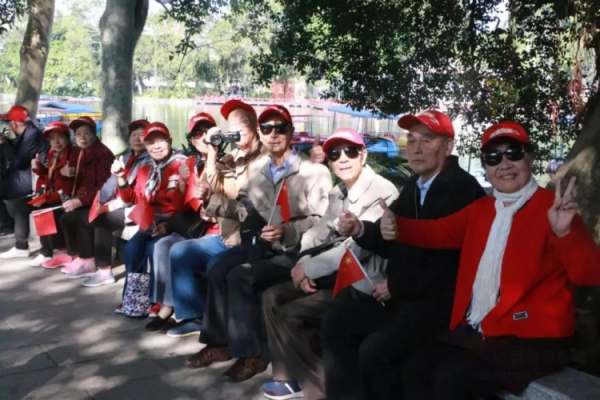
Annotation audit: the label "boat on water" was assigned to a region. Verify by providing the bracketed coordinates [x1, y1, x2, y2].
[36, 101, 102, 134]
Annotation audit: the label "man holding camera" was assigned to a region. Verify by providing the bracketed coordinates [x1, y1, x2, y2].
[0, 105, 49, 258]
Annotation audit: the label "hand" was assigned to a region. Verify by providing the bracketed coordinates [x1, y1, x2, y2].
[63, 198, 82, 212]
[60, 161, 76, 177]
[548, 176, 579, 237]
[110, 159, 126, 177]
[152, 221, 168, 237]
[206, 127, 221, 149]
[379, 199, 398, 241]
[31, 154, 41, 171]
[372, 279, 392, 301]
[309, 135, 325, 164]
[291, 263, 307, 286]
[299, 277, 317, 294]
[194, 173, 211, 202]
[338, 208, 362, 237]
[179, 163, 191, 181]
[261, 224, 284, 242]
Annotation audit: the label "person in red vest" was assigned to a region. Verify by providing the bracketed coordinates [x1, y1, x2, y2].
[383, 121, 600, 399]
[58, 116, 114, 278]
[29, 121, 75, 267]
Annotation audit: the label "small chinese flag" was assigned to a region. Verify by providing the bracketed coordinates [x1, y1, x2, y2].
[32, 209, 57, 236]
[28, 193, 48, 206]
[88, 192, 101, 223]
[332, 249, 367, 297]
[129, 196, 154, 230]
[275, 180, 291, 223]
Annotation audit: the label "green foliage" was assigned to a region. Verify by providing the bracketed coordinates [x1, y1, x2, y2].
[0, 0, 27, 36]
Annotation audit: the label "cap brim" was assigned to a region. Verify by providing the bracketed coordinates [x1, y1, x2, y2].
[258, 110, 291, 124]
[397, 115, 421, 131]
[128, 122, 148, 132]
[189, 118, 215, 132]
[69, 121, 96, 131]
[482, 134, 530, 149]
[322, 137, 364, 153]
[221, 100, 256, 119]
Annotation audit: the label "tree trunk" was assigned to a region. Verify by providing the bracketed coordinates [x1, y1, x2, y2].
[99, 0, 148, 154]
[15, 0, 55, 119]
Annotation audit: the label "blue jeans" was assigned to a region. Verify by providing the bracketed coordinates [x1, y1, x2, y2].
[170, 235, 242, 320]
[123, 230, 163, 298]
[151, 232, 185, 305]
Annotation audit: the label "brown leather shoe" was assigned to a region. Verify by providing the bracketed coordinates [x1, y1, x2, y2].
[223, 357, 268, 382]
[184, 346, 231, 369]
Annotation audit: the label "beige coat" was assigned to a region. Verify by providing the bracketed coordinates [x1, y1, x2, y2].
[301, 166, 399, 294]
[206, 152, 333, 252]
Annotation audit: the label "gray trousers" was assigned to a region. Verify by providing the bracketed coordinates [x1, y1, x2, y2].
[151, 233, 185, 305]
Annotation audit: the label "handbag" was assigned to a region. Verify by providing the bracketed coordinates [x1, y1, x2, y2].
[166, 210, 208, 240]
[121, 272, 151, 318]
[240, 207, 273, 262]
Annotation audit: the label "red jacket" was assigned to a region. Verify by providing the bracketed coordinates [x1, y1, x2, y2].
[119, 157, 185, 215]
[395, 188, 600, 339]
[179, 156, 220, 235]
[34, 147, 75, 205]
[69, 139, 114, 206]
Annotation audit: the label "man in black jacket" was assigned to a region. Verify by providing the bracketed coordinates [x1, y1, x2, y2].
[0, 105, 49, 258]
[320, 110, 486, 400]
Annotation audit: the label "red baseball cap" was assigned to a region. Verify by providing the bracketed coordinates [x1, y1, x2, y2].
[143, 122, 170, 140]
[220, 99, 256, 120]
[322, 127, 365, 153]
[258, 105, 293, 124]
[128, 119, 150, 133]
[398, 110, 455, 139]
[42, 121, 70, 138]
[188, 112, 217, 133]
[481, 121, 530, 149]
[69, 116, 97, 132]
[2, 105, 31, 123]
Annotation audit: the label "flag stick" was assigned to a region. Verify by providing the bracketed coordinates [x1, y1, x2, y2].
[349, 249, 386, 307]
[31, 205, 64, 215]
[267, 181, 284, 226]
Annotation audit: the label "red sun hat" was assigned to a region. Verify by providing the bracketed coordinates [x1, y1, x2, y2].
[2, 105, 31, 123]
[69, 116, 97, 132]
[42, 121, 70, 138]
[258, 105, 293, 124]
[220, 99, 257, 120]
[481, 121, 530, 149]
[397, 110, 455, 139]
[322, 127, 365, 153]
[188, 112, 217, 133]
[143, 122, 170, 140]
[128, 119, 150, 133]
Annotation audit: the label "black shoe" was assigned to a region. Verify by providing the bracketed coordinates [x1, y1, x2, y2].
[145, 316, 168, 332]
[159, 317, 178, 334]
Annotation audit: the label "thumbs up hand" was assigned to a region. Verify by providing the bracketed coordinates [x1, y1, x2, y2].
[379, 199, 398, 241]
[179, 163, 191, 181]
[337, 208, 362, 237]
[110, 159, 126, 178]
[31, 153, 41, 171]
[60, 160, 75, 177]
[193, 173, 212, 202]
[309, 134, 325, 164]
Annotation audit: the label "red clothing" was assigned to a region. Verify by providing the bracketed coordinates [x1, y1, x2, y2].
[395, 188, 600, 339]
[179, 156, 220, 235]
[68, 139, 114, 206]
[34, 147, 75, 204]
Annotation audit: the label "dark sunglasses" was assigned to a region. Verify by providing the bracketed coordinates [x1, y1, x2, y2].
[482, 145, 525, 166]
[326, 146, 362, 162]
[260, 122, 289, 135]
[189, 127, 209, 138]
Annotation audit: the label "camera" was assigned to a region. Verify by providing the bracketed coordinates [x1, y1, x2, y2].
[210, 132, 241, 147]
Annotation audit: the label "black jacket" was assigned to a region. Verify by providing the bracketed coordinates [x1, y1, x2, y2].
[0, 124, 49, 199]
[355, 156, 485, 315]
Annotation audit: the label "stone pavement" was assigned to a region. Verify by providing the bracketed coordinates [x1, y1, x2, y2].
[0, 237, 268, 400]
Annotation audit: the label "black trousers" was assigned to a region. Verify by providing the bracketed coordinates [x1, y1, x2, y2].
[39, 207, 66, 257]
[59, 207, 94, 258]
[263, 280, 335, 400]
[401, 340, 506, 400]
[5, 198, 32, 250]
[91, 208, 125, 268]
[199, 247, 296, 360]
[321, 287, 450, 400]
[0, 199, 13, 230]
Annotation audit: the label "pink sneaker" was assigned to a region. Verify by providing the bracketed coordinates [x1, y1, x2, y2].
[60, 258, 84, 274]
[42, 254, 74, 269]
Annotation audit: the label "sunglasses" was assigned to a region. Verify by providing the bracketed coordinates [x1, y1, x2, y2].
[260, 122, 289, 135]
[326, 146, 362, 162]
[482, 145, 525, 166]
[190, 127, 209, 138]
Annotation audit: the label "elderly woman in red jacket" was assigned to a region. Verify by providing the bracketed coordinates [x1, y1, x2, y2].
[380, 121, 600, 400]
[29, 122, 75, 267]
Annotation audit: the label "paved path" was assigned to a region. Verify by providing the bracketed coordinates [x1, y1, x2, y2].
[0, 237, 268, 400]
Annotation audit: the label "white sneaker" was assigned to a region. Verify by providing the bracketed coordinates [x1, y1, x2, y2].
[30, 254, 51, 267]
[0, 247, 30, 259]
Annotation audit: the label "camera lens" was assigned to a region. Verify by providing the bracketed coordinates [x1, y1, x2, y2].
[210, 134, 223, 147]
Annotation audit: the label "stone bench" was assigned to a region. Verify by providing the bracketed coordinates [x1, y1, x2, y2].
[497, 367, 600, 400]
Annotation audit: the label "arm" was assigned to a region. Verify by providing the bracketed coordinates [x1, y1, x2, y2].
[0, 128, 44, 169]
[354, 195, 404, 257]
[204, 181, 251, 222]
[78, 150, 115, 207]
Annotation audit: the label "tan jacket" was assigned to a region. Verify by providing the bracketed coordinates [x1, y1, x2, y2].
[301, 166, 399, 294]
[204, 144, 264, 247]
[206, 151, 333, 252]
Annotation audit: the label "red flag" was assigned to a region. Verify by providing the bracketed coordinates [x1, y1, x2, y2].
[129, 197, 154, 230]
[28, 193, 48, 206]
[88, 192, 101, 223]
[332, 249, 367, 297]
[275, 180, 291, 223]
[32, 209, 57, 236]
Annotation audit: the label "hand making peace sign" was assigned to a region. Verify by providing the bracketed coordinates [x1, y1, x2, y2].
[548, 176, 579, 238]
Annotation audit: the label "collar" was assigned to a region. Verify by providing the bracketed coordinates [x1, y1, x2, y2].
[261, 149, 301, 183]
[343, 165, 376, 203]
[268, 149, 298, 170]
[417, 172, 439, 191]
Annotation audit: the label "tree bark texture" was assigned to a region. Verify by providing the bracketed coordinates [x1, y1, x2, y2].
[16, 0, 55, 119]
[99, 0, 148, 154]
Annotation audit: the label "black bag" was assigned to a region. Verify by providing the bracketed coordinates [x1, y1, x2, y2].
[240, 208, 273, 262]
[166, 210, 208, 240]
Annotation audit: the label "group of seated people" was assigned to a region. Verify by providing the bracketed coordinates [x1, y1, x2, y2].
[0, 100, 599, 400]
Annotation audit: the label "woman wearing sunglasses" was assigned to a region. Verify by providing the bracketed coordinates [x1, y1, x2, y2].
[383, 121, 600, 399]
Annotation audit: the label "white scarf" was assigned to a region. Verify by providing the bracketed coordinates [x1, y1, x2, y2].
[467, 175, 538, 332]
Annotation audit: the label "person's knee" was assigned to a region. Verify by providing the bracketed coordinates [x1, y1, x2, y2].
[262, 284, 281, 310]
[169, 240, 190, 266]
[358, 334, 390, 369]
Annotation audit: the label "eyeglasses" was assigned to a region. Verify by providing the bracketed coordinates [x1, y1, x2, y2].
[259, 122, 288, 135]
[190, 127, 208, 138]
[482, 146, 525, 166]
[326, 146, 362, 162]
